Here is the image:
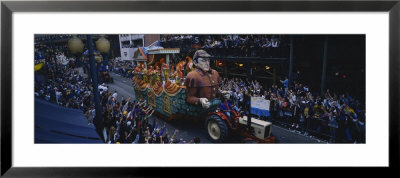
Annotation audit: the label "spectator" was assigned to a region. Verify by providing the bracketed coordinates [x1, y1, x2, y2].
[280, 77, 289, 89]
[112, 91, 118, 99]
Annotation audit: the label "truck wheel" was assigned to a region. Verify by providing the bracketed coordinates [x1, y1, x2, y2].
[205, 115, 228, 143]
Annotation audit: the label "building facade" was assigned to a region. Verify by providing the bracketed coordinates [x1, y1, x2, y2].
[119, 34, 160, 61]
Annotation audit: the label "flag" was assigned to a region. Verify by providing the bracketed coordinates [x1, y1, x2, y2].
[250, 97, 271, 117]
[34, 63, 44, 71]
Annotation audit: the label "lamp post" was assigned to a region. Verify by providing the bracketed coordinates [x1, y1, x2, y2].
[87, 35, 105, 141]
[68, 35, 84, 67]
[68, 34, 106, 142]
[96, 35, 111, 78]
[321, 36, 328, 95]
[288, 35, 294, 88]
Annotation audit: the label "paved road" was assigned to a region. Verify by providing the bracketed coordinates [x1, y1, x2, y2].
[271, 125, 325, 143]
[104, 72, 325, 144]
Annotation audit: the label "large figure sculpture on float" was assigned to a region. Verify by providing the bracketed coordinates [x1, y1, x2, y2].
[184, 50, 230, 109]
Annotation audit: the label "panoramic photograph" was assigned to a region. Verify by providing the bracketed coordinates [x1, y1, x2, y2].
[34, 34, 366, 144]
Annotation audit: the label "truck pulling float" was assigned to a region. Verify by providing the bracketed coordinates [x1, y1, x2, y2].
[131, 47, 275, 143]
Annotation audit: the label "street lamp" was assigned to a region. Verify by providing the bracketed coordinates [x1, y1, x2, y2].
[96, 35, 111, 83]
[96, 35, 110, 67]
[96, 35, 110, 54]
[68, 34, 84, 67]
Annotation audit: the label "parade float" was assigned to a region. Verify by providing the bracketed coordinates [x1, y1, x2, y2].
[132, 48, 221, 122]
[132, 47, 274, 143]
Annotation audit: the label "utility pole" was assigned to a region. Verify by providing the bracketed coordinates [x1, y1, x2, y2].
[288, 36, 294, 88]
[321, 36, 328, 94]
[87, 35, 104, 141]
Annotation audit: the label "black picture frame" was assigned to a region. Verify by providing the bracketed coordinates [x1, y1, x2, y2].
[1, 0, 399, 176]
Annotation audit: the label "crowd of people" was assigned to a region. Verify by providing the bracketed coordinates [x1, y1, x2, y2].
[160, 34, 285, 58]
[99, 94, 200, 144]
[35, 34, 365, 144]
[35, 47, 200, 144]
[218, 76, 366, 143]
[102, 46, 365, 143]
[35, 62, 89, 110]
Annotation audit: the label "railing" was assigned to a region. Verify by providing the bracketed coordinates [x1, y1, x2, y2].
[160, 40, 289, 58]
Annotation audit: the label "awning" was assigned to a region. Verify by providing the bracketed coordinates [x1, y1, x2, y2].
[35, 98, 103, 143]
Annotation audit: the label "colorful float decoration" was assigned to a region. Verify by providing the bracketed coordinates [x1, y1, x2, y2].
[132, 48, 221, 121]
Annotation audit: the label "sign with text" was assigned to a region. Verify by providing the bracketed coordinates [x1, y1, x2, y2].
[250, 97, 271, 117]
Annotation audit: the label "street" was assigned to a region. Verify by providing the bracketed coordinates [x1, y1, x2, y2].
[105, 72, 325, 144]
